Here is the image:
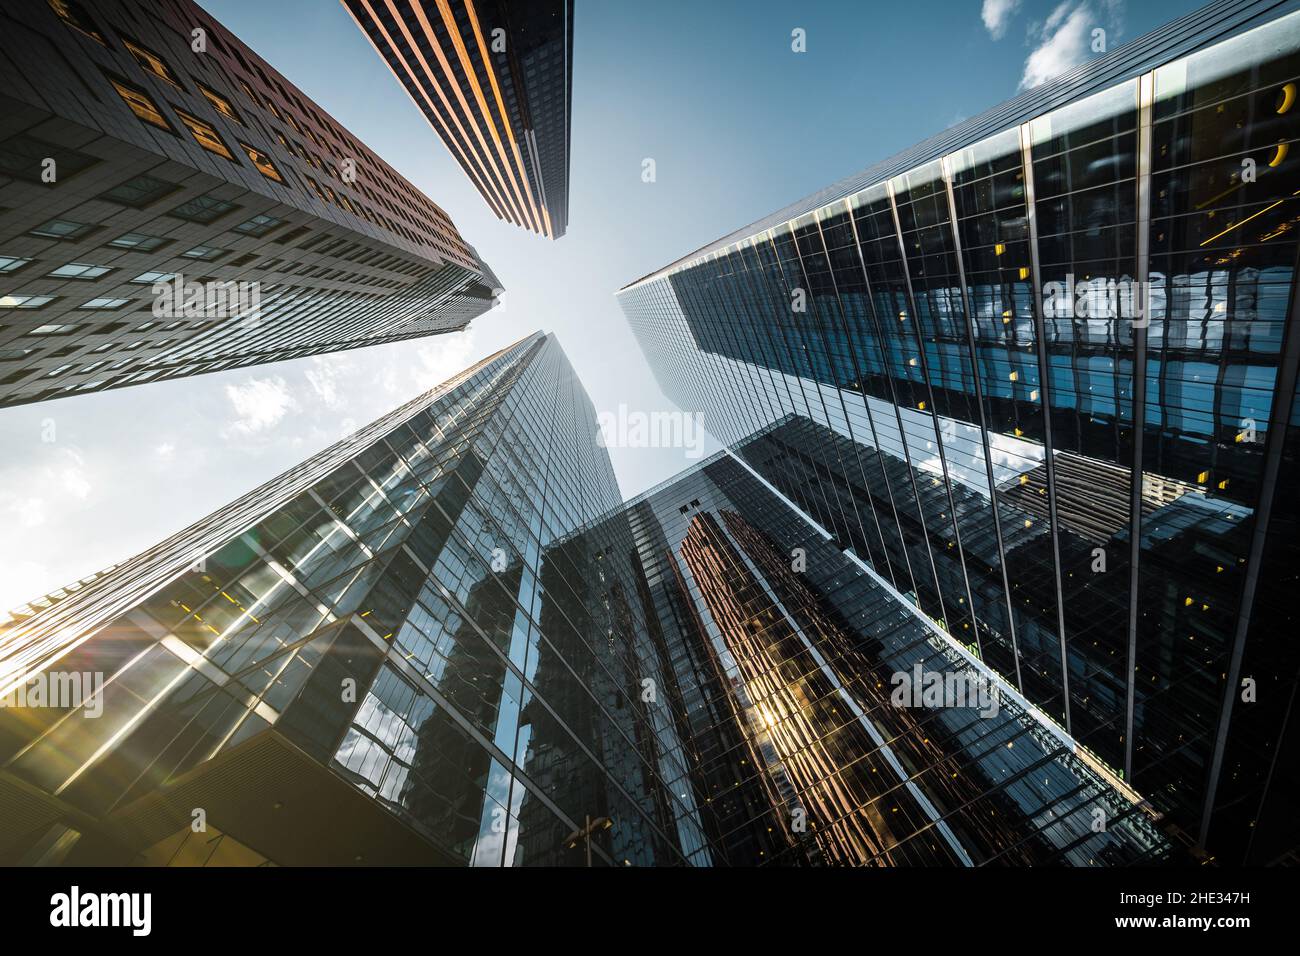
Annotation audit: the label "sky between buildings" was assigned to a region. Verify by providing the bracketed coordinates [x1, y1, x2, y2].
[0, 0, 1202, 612]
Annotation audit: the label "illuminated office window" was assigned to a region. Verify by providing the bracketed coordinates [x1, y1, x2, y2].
[199, 83, 243, 124]
[176, 109, 235, 161]
[47, 0, 106, 45]
[122, 37, 182, 88]
[108, 76, 171, 131]
[240, 142, 284, 183]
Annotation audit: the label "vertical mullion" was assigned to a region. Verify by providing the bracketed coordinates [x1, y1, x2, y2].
[941, 155, 1026, 692]
[1125, 72, 1155, 776]
[1019, 121, 1074, 735]
[845, 205, 927, 609]
[887, 177, 981, 648]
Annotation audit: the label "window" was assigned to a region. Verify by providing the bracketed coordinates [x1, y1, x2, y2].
[0, 135, 98, 184]
[47, 0, 106, 44]
[182, 245, 226, 262]
[234, 214, 284, 238]
[77, 297, 130, 310]
[239, 142, 283, 182]
[48, 262, 111, 279]
[169, 194, 237, 225]
[175, 109, 235, 160]
[198, 83, 243, 124]
[131, 271, 177, 284]
[122, 38, 182, 88]
[1, 295, 56, 309]
[274, 226, 309, 245]
[108, 76, 171, 131]
[29, 218, 95, 241]
[98, 173, 180, 208]
[0, 256, 31, 273]
[108, 232, 167, 252]
[29, 324, 77, 335]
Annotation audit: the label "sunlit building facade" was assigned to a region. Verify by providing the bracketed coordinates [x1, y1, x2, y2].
[0, 0, 500, 408]
[344, 0, 573, 238]
[619, 0, 1300, 864]
[0, 332, 644, 866]
[0, 331, 1171, 866]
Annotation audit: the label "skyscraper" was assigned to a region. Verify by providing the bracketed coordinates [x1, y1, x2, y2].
[343, 0, 573, 239]
[0, 0, 500, 408]
[0, 331, 630, 865]
[0, 331, 1172, 866]
[619, 0, 1300, 864]
[617, 449, 1173, 866]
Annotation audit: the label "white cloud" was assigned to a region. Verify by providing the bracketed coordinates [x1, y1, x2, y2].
[223, 376, 297, 436]
[56, 448, 91, 500]
[2, 495, 47, 529]
[154, 441, 176, 461]
[982, 0, 1022, 40]
[410, 329, 477, 392]
[305, 356, 351, 409]
[1020, 1, 1099, 90]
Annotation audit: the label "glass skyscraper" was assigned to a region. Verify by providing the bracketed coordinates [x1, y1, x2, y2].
[0, 0, 500, 408]
[344, 0, 574, 239]
[619, 0, 1300, 865]
[0, 331, 1170, 866]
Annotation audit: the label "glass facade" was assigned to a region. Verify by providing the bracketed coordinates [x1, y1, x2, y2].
[619, 7, 1300, 864]
[0, 0, 500, 407]
[620, 452, 1172, 866]
[344, 0, 573, 239]
[0, 332, 1171, 866]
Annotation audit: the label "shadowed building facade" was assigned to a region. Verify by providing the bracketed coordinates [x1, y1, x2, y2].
[0, 0, 500, 408]
[619, 0, 1300, 864]
[0, 331, 1172, 866]
[343, 0, 573, 239]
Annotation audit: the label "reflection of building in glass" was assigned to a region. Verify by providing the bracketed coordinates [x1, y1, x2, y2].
[621, 453, 1172, 866]
[344, 0, 573, 239]
[0, 0, 499, 408]
[619, 3, 1300, 864]
[0, 333, 1171, 866]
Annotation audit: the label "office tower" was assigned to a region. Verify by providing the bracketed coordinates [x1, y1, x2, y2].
[344, 0, 573, 239]
[619, 0, 1300, 864]
[617, 450, 1172, 866]
[0, 0, 501, 409]
[0, 329, 1171, 866]
[0, 332, 632, 866]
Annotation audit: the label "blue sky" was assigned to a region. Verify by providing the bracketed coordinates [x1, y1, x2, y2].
[0, 0, 1203, 612]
